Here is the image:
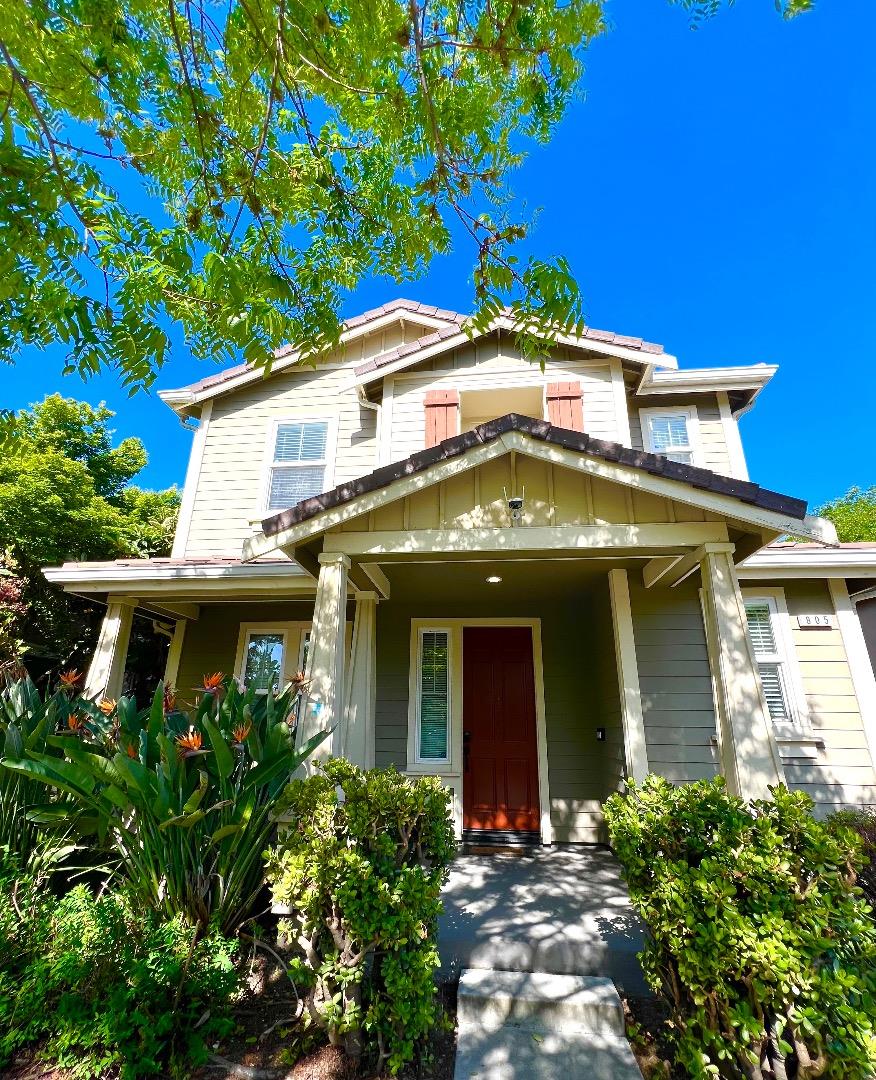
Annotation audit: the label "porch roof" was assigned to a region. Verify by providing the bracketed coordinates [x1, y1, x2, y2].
[260, 412, 812, 539]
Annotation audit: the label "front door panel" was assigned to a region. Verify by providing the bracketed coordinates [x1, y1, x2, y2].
[462, 627, 540, 833]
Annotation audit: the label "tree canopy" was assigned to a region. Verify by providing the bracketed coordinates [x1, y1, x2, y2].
[817, 486, 876, 543]
[1, 0, 812, 396]
[0, 395, 179, 667]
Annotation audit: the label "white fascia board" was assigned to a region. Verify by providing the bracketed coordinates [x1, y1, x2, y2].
[43, 561, 309, 589]
[157, 310, 459, 416]
[637, 364, 777, 398]
[740, 547, 876, 579]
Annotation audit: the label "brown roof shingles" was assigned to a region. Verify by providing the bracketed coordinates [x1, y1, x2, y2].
[261, 413, 807, 538]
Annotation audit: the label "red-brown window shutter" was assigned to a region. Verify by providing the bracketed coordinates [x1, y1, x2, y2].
[546, 382, 584, 431]
[424, 389, 460, 447]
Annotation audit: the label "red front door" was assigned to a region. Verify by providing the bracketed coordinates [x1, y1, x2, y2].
[462, 627, 541, 833]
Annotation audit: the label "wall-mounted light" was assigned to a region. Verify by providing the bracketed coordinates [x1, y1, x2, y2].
[486, 575, 502, 584]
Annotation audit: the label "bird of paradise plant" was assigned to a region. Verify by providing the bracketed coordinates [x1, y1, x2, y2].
[2, 677, 327, 936]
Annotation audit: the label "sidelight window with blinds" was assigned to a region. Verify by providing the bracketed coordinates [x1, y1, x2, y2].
[265, 419, 333, 512]
[417, 629, 450, 762]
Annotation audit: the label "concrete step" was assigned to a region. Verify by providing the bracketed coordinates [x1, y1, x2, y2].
[457, 969, 626, 1037]
[453, 1023, 644, 1080]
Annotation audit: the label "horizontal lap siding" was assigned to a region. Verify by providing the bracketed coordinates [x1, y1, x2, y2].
[185, 366, 378, 557]
[773, 580, 876, 813]
[390, 340, 620, 464]
[629, 578, 720, 782]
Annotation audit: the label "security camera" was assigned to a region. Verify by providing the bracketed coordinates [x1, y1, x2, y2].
[507, 496, 524, 512]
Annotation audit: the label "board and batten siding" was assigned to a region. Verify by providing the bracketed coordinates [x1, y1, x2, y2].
[389, 337, 624, 465]
[761, 579, 876, 812]
[628, 577, 720, 784]
[184, 366, 378, 558]
[373, 584, 622, 844]
[630, 395, 733, 477]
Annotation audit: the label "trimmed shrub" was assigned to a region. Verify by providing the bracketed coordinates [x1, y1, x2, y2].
[0, 845, 239, 1078]
[605, 776, 876, 1080]
[832, 807, 876, 911]
[264, 759, 456, 1075]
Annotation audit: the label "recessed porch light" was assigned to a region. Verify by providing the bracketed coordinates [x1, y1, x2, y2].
[486, 575, 502, 584]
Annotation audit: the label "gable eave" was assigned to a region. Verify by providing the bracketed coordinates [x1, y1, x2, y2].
[244, 414, 832, 561]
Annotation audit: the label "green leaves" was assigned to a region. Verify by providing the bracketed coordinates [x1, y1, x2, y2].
[0, 676, 325, 936]
[265, 759, 455, 1073]
[605, 776, 876, 1079]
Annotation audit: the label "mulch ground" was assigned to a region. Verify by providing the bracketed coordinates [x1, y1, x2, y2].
[623, 994, 681, 1079]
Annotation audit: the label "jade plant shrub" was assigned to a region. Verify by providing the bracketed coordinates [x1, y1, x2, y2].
[605, 776, 876, 1080]
[1, 674, 325, 935]
[264, 759, 456, 1075]
[0, 844, 238, 1079]
[832, 807, 876, 910]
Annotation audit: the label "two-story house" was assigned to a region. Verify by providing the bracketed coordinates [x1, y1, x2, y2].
[46, 299, 876, 842]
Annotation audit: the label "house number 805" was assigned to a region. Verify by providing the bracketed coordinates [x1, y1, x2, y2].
[796, 614, 835, 629]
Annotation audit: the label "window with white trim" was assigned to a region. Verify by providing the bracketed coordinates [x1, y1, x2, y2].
[242, 631, 286, 694]
[744, 597, 795, 724]
[641, 409, 698, 464]
[266, 420, 330, 512]
[416, 629, 450, 762]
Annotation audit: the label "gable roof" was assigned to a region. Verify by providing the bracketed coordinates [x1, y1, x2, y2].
[252, 414, 831, 558]
[157, 298, 670, 415]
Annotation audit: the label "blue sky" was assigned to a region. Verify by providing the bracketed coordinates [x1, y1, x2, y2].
[2, 0, 873, 509]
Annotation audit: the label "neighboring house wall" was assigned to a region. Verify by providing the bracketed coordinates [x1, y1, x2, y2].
[629, 394, 734, 477]
[858, 597, 876, 677]
[629, 578, 721, 783]
[757, 579, 876, 812]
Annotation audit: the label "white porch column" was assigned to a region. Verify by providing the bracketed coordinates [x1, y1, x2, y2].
[84, 598, 136, 701]
[607, 569, 649, 782]
[299, 552, 350, 762]
[163, 619, 187, 687]
[699, 543, 783, 799]
[829, 579, 876, 773]
[343, 591, 378, 769]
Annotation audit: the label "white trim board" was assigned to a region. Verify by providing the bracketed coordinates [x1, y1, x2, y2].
[171, 400, 212, 559]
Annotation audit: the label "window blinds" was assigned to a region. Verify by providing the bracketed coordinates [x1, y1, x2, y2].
[647, 415, 693, 463]
[744, 601, 790, 721]
[419, 631, 449, 760]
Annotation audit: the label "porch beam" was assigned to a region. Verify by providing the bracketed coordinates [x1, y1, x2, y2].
[298, 552, 350, 766]
[136, 600, 200, 621]
[358, 562, 391, 599]
[699, 543, 784, 799]
[343, 591, 378, 769]
[608, 569, 649, 782]
[642, 555, 683, 589]
[84, 597, 137, 701]
[323, 522, 730, 559]
[643, 545, 709, 589]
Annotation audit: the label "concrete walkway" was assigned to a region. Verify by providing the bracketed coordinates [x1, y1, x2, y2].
[438, 846, 646, 994]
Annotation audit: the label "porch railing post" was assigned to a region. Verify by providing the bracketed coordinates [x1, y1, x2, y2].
[343, 591, 378, 769]
[699, 543, 784, 799]
[163, 619, 187, 688]
[84, 598, 136, 702]
[299, 551, 350, 764]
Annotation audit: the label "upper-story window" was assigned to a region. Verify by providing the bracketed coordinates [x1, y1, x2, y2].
[265, 419, 334, 512]
[640, 407, 700, 465]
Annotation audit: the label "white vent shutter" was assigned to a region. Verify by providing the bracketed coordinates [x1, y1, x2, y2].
[758, 662, 790, 721]
[419, 631, 449, 760]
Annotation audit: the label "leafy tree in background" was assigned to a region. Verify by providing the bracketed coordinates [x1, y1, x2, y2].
[0, 395, 179, 673]
[817, 486, 876, 543]
[0, 0, 811, 398]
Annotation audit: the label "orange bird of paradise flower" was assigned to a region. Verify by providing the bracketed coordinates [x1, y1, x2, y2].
[201, 672, 224, 692]
[231, 721, 251, 745]
[176, 727, 204, 757]
[126, 742, 138, 759]
[66, 713, 86, 734]
[58, 669, 83, 690]
[98, 698, 116, 716]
